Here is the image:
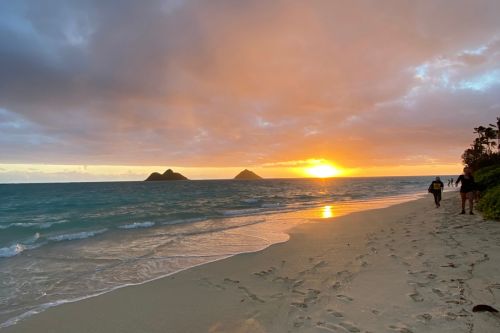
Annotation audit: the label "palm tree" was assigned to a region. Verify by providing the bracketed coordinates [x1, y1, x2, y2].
[497, 117, 500, 152]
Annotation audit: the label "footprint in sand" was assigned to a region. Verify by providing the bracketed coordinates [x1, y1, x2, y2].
[339, 322, 361, 332]
[313, 260, 329, 269]
[316, 321, 361, 332]
[291, 301, 308, 309]
[253, 266, 276, 277]
[304, 289, 321, 304]
[416, 313, 432, 321]
[432, 288, 445, 297]
[200, 278, 226, 290]
[336, 294, 354, 302]
[445, 312, 458, 321]
[424, 272, 436, 280]
[331, 281, 341, 290]
[409, 292, 424, 302]
[237, 286, 265, 303]
[293, 315, 311, 328]
[270, 292, 284, 300]
[389, 324, 414, 333]
[326, 309, 344, 318]
[292, 279, 304, 288]
[273, 275, 296, 287]
[408, 280, 430, 288]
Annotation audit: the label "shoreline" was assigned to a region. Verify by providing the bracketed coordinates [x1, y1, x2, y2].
[3, 192, 500, 332]
[0, 191, 425, 328]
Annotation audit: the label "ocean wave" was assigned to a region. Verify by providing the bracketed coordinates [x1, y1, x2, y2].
[0, 220, 69, 230]
[118, 222, 155, 229]
[261, 203, 282, 208]
[0, 244, 26, 258]
[0, 223, 38, 229]
[26, 232, 41, 244]
[241, 198, 260, 204]
[222, 208, 263, 216]
[38, 220, 69, 229]
[48, 229, 108, 242]
[176, 219, 267, 237]
[161, 217, 205, 226]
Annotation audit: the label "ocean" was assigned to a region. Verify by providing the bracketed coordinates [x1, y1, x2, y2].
[0, 176, 444, 328]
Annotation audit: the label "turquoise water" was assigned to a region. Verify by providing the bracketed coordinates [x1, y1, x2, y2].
[0, 177, 438, 327]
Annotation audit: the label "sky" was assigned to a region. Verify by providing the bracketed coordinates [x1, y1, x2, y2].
[1, 0, 499, 182]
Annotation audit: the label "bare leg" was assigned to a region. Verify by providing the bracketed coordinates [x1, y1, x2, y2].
[460, 192, 466, 213]
[468, 192, 474, 214]
[433, 192, 439, 207]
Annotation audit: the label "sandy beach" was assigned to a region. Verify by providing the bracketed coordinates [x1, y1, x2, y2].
[4, 192, 500, 333]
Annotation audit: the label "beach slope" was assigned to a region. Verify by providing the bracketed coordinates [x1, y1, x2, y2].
[4, 193, 500, 332]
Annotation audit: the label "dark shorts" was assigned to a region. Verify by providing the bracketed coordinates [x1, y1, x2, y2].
[460, 185, 475, 193]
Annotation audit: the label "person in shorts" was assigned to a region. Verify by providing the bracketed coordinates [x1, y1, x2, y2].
[455, 167, 476, 215]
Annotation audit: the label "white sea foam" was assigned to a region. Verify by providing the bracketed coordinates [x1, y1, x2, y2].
[26, 233, 41, 244]
[261, 203, 282, 208]
[0, 234, 46, 258]
[38, 220, 69, 229]
[48, 229, 108, 242]
[0, 244, 26, 258]
[0, 223, 38, 229]
[118, 222, 155, 229]
[0, 220, 69, 230]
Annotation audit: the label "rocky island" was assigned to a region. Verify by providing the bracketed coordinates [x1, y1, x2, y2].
[145, 169, 188, 181]
[234, 169, 262, 180]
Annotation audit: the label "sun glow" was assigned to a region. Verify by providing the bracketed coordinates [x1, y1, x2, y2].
[306, 164, 342, 178]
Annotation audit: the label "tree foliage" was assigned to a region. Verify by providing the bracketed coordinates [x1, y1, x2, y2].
[465, 117, 500, 220]
[462, 117, 500, 170]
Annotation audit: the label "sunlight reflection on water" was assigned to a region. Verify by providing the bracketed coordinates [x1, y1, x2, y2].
[322, 205, 333, 218]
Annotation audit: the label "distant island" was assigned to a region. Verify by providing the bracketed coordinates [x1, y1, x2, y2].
[234, 169, 262, 180]
[145, 169, 188, 181]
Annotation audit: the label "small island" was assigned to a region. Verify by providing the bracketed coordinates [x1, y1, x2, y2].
[234, 169, 262, 180]
[145, 169, 188, 181]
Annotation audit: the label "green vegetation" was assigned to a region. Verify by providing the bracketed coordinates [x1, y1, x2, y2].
[463, 117, 500, 220]
[462, 118, 500, 170]
[477, 185, 500, 220]
[474, 164, 500, 191]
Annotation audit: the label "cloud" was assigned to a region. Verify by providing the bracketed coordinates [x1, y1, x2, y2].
[0, 0, 499, 171]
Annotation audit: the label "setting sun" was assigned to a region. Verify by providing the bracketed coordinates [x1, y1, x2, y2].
[305, 164, 342, 178]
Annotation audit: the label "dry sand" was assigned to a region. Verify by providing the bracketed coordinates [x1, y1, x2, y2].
[4, 193, 500, 333]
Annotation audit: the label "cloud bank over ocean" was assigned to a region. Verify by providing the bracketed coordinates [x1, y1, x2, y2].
[1, 0, 499, 173]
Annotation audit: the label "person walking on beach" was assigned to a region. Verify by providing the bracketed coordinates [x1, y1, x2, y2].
[428, 177, 444, 208]
[455, 167, 476, 215]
